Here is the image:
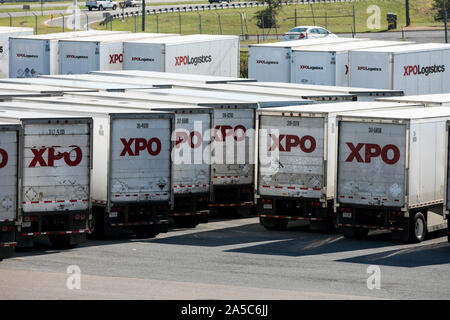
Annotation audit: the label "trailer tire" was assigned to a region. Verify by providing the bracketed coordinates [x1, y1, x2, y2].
[98, 5, 103, 10]
[88, 6, 92, 10]
[112, 4, 117, 10]
[409, 212, 427, 243]
[88, 208, 105, 239]
[260, 217, 288, 230]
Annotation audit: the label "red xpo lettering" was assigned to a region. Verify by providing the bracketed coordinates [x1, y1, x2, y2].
[269, 134, 316, 153]
[175, 131, 202, 149]
[29, 146, 83, 167]
[120, 138, 161, 156]
[214, 125, 247, 142]
[345, 143, 400, 164]
[0, 148, 8, 168]
[109, 53, 123, 64]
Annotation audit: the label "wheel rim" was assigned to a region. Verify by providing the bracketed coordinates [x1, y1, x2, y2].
[415, 218, 425, 240]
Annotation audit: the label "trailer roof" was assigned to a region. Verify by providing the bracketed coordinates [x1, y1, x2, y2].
[90, 70, 255, 83]
[58, 32, 174, 43]
[65, 90, 257, 106]
[66, 91, 258, 108]
[241, 81, 404, 96]
[352, 42, 450, 53]
[376, 94, 450, 105]
[186, 82, 354, 100]
[0, 100, 170, 117]
[0, 77, 161, 90]
[14, 95, 210, 111]
[0, 107, 93, 120]
[0, 27, 33, 34]
[338, 106, 450, 120]
[125, 34, 238, 45]
[291, 40, 411, 52]
[133, 88, 314, 106]
[0, 82, 97, 93]
[9, 30, 125, 40]
[248, 37, 366, 48]
[259, 101, 422, 115]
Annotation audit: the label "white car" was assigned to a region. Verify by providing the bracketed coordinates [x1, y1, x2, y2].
[281, 26, 337, 41]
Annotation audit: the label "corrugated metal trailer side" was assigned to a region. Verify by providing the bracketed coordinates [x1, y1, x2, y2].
[0, 107, 93, 248]
[0, 121, 21, 260]
[336, 107, 450, 242]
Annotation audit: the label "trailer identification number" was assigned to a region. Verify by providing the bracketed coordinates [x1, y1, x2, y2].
[287, 120, 300, 127]
[222, 113, 234, 118]
[368, 127, 382, 134]
[48, 128, 65, 135]
[137, 123, 149, 129]
[176, 118, 189, 124]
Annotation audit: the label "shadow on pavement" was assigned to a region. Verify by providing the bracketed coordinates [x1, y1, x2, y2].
[337, 230, 450, 268]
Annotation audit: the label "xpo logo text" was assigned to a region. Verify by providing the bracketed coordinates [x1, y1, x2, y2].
[29, 146, 83, 167]
[345, 143, 400, 164]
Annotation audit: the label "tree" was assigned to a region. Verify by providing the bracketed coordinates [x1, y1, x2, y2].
[254, 0, 286, 29]
[433, 0, 450, 21]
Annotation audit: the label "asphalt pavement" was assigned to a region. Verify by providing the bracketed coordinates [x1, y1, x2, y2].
[1, 217, 449, 299]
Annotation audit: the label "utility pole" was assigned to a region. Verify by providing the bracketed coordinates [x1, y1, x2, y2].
[405, 0, 410, 26]
[142, 0, 145, 31]
[444, 0, 448, 43]
[73, 0, 77, 31]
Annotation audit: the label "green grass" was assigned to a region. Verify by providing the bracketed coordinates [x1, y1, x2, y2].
[0, 14, 67, 33]
[0, 0, 441, 37]
[90, 0, 441, 36]
[0, 6, 72, 12]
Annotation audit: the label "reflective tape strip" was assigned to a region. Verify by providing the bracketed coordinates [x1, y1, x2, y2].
[338, 223, 403, 231]
[0, 242, 17, 248]
[261, 186, 322, 191]
[169, 211, 210, 217]
[22, 200, 88, 205]
[0, 219, 14, 223]
[111, 220, 169, 227]
[21, 229, 89, 236]
[259, 214, 323, 221]
[209, 202, 253, 208]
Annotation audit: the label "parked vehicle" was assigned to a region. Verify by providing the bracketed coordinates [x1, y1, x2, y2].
[336, 107, 450, 242]
[123, 35, 240, 77]
[290, 40, 411, 86]
[349, 43, 450, 95]
[0, 27, 34, 78]
[58, 33, 177, 75]
[0, 107, 93, 248]
[281, 26, 337, 41]
[86, 0, 118, 11]
[0, 121, 20, 260]
[376, 93, 450, 107]
[256, 101, 423, 232]
[242, 81, 404, 102]
[9, 31, 125, 78]
[248, 37, 364, 83]
[0, 100, 173, 238]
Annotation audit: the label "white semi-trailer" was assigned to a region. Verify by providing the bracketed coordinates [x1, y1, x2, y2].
[336, 107, 450, 242]
[58, 33, 177, 75]
[0, 108, 93, 247]
[256, 102, 422, 232]
[123, 35, 240, 77]
[0, 100, 173, 238]
[0, 121, 20, 260]
[9, 31, 124, 78]
[349, 43, 450, 95]
[0, 27, 34, 78]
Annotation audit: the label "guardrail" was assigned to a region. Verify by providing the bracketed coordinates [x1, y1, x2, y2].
[101, 0, 360, 26]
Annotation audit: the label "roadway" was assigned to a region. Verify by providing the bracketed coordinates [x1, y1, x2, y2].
[1, 216, 449, 299]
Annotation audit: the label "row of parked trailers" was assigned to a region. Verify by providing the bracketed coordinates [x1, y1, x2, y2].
[249, 38, 450, 95]
[4, 30, 239, 78]
[1, 71, 450, 261]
